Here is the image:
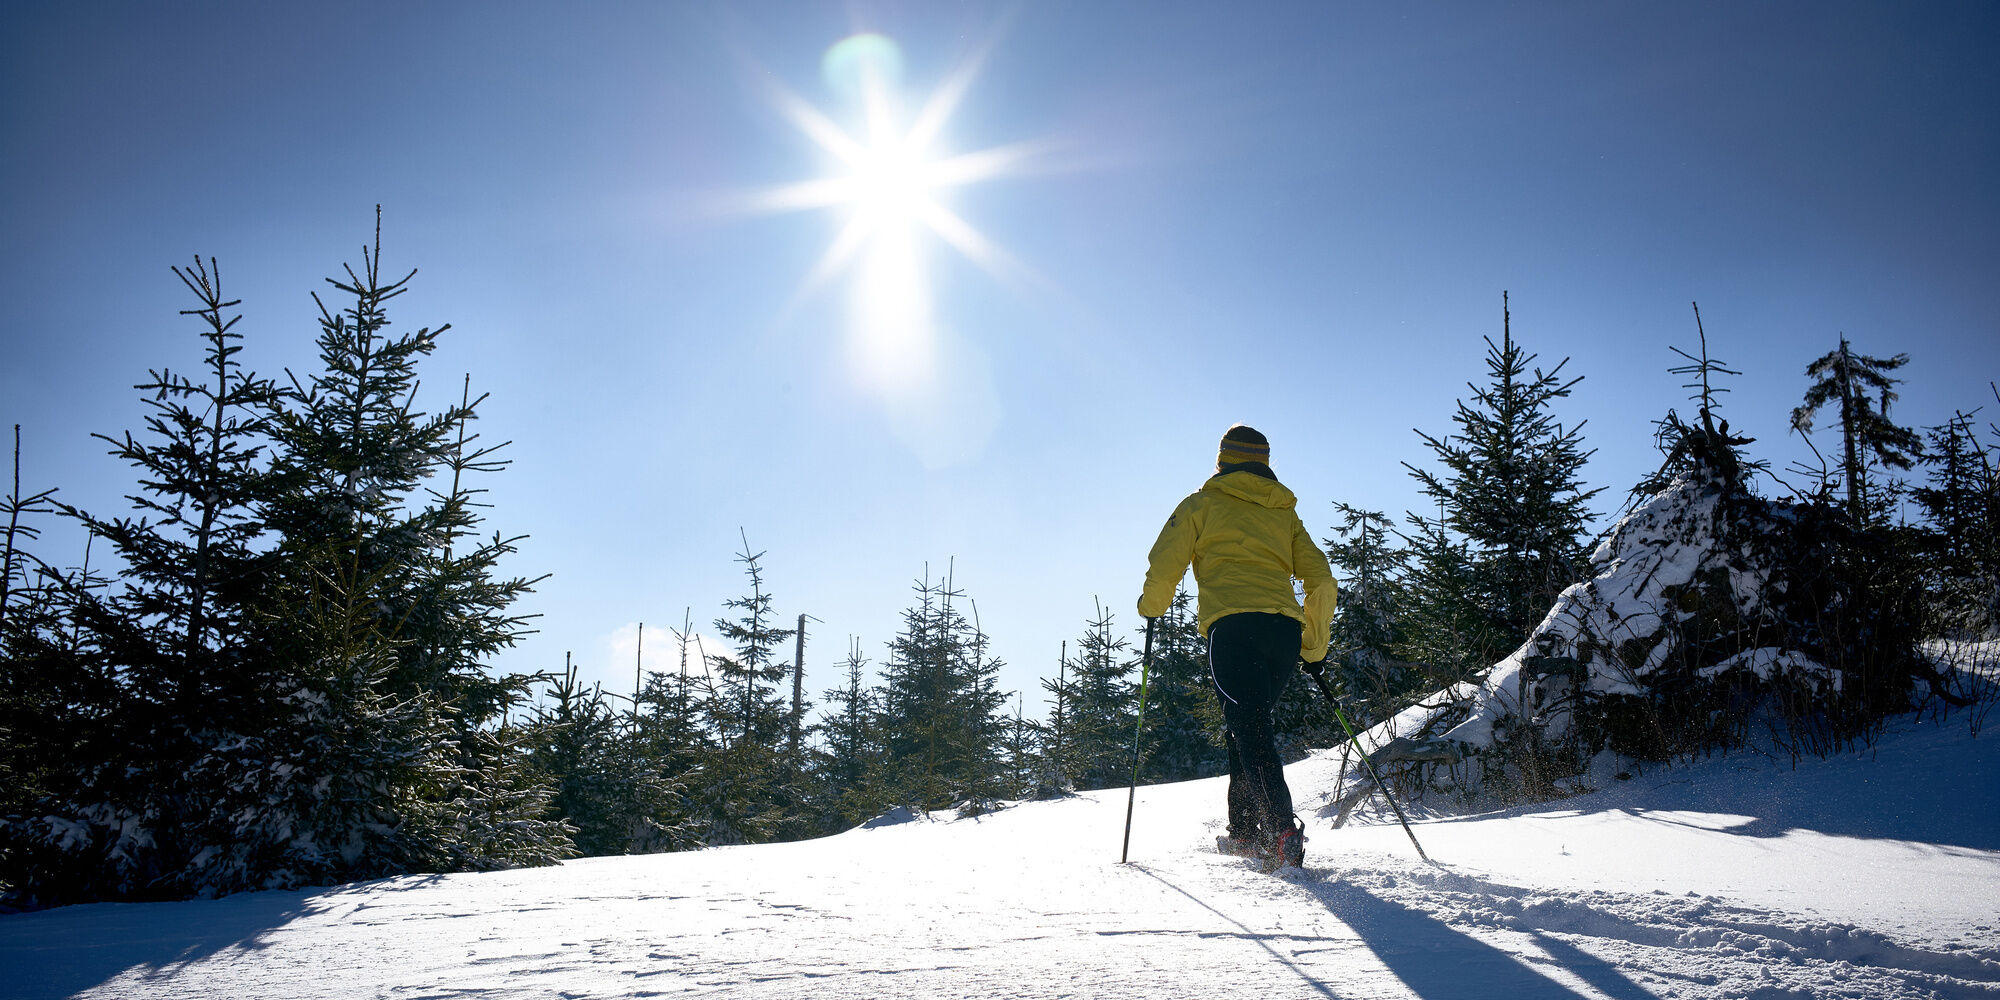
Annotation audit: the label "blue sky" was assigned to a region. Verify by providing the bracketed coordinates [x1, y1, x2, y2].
[5, 1, 1997, 718]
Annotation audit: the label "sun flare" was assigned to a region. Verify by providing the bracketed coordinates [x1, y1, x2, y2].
[747, 33, 1033, 385]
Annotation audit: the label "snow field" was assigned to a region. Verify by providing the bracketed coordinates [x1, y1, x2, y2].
[4, 707, 1997, 999]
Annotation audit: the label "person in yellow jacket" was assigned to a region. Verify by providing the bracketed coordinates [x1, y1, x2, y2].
[1138, 424, 1336, 868]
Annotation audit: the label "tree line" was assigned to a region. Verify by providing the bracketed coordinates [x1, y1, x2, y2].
[515, 553, 1233, 862]
[4, 226, 1996, 909]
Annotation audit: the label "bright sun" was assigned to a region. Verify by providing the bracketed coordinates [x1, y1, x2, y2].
[749, 33, 1032, 386]
[852, 138, 929, 225]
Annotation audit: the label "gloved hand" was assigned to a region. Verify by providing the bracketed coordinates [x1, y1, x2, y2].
[1300, 657, 1329, 680]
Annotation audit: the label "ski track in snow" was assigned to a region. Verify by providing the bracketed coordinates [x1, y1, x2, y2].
[6, 711, 1999, 999]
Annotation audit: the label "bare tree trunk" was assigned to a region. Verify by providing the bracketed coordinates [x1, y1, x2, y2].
[791, 613, 807, 763]
[1838, 338, 1861, 516]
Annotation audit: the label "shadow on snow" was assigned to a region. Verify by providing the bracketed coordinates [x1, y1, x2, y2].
[0, 875, 440, 999]
[1326, 712, 2000, 853]
[1134, 863, 1645, 1000]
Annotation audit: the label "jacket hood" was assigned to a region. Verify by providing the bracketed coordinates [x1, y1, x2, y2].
[1204, 470, 1297, 510]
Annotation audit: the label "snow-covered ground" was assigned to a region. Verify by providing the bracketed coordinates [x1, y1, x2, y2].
[6, 706, 1997, 999]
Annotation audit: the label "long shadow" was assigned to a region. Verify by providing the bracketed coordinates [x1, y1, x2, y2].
[1300, 877, 1655, 1000]
[1306, 865, 2000, 997]
[1, 881, 359, 1000]
[1524, 929, 1661, 1000]
[1133, 864, 1656, 1000]
[1130, 865, 1343, 999]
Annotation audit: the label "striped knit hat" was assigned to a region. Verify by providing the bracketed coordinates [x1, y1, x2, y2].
[1217, 424, 1270, 469]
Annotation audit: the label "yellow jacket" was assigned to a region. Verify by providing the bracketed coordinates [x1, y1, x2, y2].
[1138, 471, 1338, 662]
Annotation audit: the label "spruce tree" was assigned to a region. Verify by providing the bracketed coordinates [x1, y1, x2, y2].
[3, 257, 288, 904]
[1394, 506, 1499, 687]
[809, 638, 887, 829]
[875, 566, 1009, 815]
[690, 537, 797, 844]
[90, 259, 277, 666]
[1913, 409, 2000, 634]
[263, 221, 536, 714]
[1322, 503, 1408, 722]
[1065, 598, 1134, 790]
[526, 656, 692, 857]
[627, 617, 716, 849]
[70, 257, 278, 737]
[3, 224, 568, 906]
[1, 425, 58, 628]
[1000, 693, 1041, 801]
[1405, 292, 1600, 666]
[706, 533, 796, 749]
[1033, 641, 1080, 797]
[241, 543, 561, 884]
[1138, 588, 1225, 782]
[259, 214, 565, 873]
[0, 426, 64, 848]
[953, 603, 1010, 816]
[1790, 336, 1924, 522]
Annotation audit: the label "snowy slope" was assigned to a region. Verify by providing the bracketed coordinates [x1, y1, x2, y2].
[6, 706, 1999, 1000]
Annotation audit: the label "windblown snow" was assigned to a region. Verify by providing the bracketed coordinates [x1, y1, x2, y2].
[6, 667, 1998, 1000]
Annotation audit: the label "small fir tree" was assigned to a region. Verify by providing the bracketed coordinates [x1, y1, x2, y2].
[1000, 693, 1040, 801]
[875, 566, 1010, 815]
[1065, 598, 1134, 790]
[1405, 292, 1600, 665]
[1913, 408, 2000, 635]
[697, 535, 798, 844]
[1138, 588, 1225, 782]
[527, 656, 693, 857]
[1033, 641, 1080, 797]
[629, 616, 716, 849]
[1634, 305, 1762, 502]
[1393, 506, 1499, 688]
[1790, 335, 1924, 522]
[0, 426, 65, 844]
[706, 532, 796, 748]
[1322, 502, 1408, 722]
[809, 638, 889, 830]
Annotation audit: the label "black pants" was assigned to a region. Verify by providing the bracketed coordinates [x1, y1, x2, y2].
[1208, 612, 1300, 839]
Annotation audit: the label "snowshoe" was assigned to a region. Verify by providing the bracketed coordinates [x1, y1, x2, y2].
[1215, 833, 1259, 858]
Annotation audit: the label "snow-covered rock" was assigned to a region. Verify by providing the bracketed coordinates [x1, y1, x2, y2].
[1345, 468, 1946, 808]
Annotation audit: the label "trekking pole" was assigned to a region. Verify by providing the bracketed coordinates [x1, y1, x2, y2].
[1304, 668, 1433, 864]
[1119, 618, 1157, 864]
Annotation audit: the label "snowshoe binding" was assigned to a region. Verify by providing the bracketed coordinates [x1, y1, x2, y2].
[1265, 818, 1306, 871]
